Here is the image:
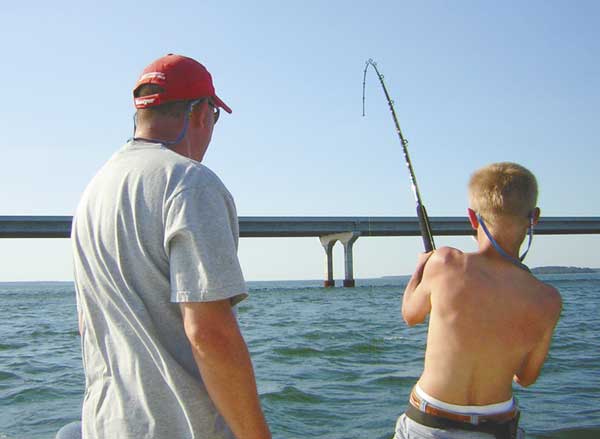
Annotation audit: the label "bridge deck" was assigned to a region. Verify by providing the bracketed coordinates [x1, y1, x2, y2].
[1, 216, 599, 238]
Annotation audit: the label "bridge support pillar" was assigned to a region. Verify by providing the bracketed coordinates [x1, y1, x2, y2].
[319, 232, 360, 288]
[319, 237, 336, 287]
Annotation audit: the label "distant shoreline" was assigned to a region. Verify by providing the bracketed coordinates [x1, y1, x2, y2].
[383, 266, 600, 278]
[530, 266, 600, 274]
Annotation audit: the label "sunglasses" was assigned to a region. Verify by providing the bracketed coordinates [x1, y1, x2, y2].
[190, 98, 220, 124]
[207, 100, 220, 124]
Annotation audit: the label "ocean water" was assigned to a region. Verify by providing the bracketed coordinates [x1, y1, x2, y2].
[1, 274, 599, 439]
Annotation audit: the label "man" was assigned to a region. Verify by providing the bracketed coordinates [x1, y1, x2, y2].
[394, 162, 562, 439]
[71, 54, 271, 439]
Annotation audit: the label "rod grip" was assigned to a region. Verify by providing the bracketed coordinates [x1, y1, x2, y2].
[417, 205, 435, 252]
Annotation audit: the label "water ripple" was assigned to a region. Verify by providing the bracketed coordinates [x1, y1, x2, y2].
[263, 385, 325, 404]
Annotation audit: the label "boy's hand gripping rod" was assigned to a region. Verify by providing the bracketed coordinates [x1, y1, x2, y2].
[362, 59, 435, 252]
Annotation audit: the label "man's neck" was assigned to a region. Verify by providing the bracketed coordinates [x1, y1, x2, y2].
[134, 128, 201, 161]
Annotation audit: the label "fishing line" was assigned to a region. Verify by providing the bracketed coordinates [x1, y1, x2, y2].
[362, 59, 435, 252]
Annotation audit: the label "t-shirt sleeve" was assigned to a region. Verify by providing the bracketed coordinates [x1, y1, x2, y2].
[164, 186, 247, 306]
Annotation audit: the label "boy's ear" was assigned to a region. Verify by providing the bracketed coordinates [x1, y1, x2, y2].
[532, 207, 541, 225]
[467, 208, 479, 230]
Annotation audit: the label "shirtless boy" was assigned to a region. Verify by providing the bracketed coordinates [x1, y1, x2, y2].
[394, 162, 562, 439]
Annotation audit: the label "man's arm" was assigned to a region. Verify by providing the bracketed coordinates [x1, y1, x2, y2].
[180, 300, 271, 439]
[514, 287, 562, 387]
[402, 251, 434, 326]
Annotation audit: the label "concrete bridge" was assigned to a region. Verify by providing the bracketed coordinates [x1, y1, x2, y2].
[2, 216, 600, 287]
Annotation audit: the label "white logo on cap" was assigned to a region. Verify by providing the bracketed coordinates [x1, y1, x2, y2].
[140, 72, 166, 81]
[135, 97, 157, 105]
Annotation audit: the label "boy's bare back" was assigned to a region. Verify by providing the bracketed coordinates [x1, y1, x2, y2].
[403, 246, 562, 406]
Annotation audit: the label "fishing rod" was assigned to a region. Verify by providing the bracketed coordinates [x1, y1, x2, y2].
[362, 58, 435, 252]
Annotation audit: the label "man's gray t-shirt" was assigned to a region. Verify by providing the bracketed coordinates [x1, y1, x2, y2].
[72, 140, 247, 439]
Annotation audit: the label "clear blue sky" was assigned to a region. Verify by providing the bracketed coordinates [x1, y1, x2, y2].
[1, 1, 598, 281]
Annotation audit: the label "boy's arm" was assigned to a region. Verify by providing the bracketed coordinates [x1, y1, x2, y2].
[402, 251, 434, 326]
[514, 287, 562, 387]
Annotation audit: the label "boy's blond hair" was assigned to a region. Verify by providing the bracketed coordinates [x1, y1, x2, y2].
[468, 162, 538, 225]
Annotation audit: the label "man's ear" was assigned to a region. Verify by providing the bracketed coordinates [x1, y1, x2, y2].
[532, 207, 541, 226]
[467, 208, 479, 230]
[190, 101, 209, 128]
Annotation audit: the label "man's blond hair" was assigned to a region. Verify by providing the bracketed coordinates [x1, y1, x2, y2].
[468, 162, 538, 225]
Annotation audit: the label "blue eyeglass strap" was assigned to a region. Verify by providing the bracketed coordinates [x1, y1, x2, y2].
[129, 98, 203, 146]
[519, 215, 534, 262]
[477, 214, 534, 273]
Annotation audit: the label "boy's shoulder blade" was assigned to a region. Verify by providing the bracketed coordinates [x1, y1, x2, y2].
[431, 246, 465, 266]
[427, 246, 465, 276]
[434, 246, 464, 259]
[540, 282, 562, 314]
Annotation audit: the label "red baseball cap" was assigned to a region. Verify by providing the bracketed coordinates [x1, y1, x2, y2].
[133, 54, 232, 113]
